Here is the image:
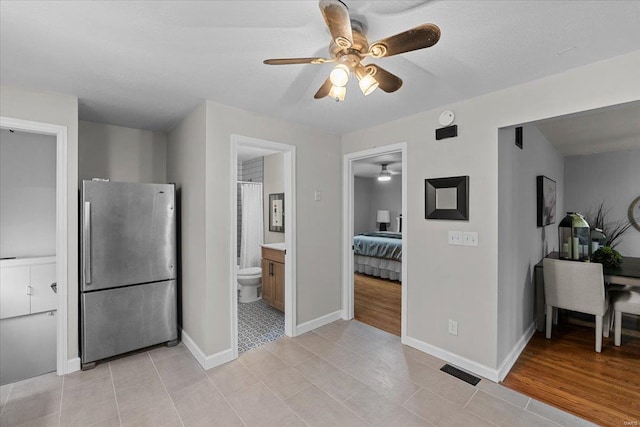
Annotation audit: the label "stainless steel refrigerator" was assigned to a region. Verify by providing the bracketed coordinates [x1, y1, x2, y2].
[81, 180, 177, 369]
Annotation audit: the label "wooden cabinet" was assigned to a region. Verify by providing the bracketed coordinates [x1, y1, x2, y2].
[261, 247, 285, 312]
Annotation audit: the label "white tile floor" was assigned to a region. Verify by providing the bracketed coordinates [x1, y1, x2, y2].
[0, 319, 596, 427]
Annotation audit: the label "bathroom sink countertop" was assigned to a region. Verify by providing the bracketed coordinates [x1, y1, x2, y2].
[261, 242, 286, 251]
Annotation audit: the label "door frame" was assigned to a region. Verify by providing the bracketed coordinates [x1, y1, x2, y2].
[0, 116, 69, 376]
[230, 134, 296, 358]
[342, 142, 408, 341]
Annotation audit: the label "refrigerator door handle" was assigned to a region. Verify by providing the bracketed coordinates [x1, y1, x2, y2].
[84, 201, 92, 284]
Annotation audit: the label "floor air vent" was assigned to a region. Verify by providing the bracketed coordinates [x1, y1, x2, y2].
[440, 364, 481, 386]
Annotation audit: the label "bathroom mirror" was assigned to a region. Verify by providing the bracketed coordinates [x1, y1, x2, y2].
[269, 193, 284, 232]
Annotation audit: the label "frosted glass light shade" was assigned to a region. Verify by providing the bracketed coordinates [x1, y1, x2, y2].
[358, 74, 379, 96]
[329, 64, 350, 87]
[328, 85, 346, 101]
[377, 210, 391, 223]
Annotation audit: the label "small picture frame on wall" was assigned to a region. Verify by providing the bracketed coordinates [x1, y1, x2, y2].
[269, 193, 284, 232]
[536, 175, 556, 227]
[425, 176, 469, 220]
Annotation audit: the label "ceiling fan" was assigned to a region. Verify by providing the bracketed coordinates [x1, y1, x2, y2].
[263, 0, 440, 102]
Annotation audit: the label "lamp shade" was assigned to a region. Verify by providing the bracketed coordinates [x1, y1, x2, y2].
[377, 210, 391, 223]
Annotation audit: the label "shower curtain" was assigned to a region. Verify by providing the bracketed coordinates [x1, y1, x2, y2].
[240, 183, 264, 268]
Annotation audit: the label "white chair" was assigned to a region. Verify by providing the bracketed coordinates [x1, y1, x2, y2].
[543, 258, 610, 352]
[609, 289, 640, 346]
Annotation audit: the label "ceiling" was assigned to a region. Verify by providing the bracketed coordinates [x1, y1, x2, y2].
[535, 101, 640, 156]
[353, 152, 402, 178]
[1, 1, 640, 134]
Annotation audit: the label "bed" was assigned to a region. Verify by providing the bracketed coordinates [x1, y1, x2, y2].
[353, 232, 402, 281]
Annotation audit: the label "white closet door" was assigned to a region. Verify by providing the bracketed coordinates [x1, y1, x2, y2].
[0, 266, 31, 319]
[30, 263, 57, 314]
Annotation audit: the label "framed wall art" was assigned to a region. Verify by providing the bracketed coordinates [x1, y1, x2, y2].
[536, 175, 556, 227]
[269, 193, 285, 232]
[425, 176, 469, 220]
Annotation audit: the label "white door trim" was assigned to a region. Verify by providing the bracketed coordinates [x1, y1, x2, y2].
[230, 134, 296, 359]
[342, 142, 408, 342]
[0, 116, 69, 375]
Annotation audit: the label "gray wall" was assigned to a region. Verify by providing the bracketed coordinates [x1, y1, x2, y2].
[354, 177, 373, 235]
[166, 104, 207, 348]
[353, 176, 402, 234]
[168, 100, 342, 355]
[497, 124, 564, 364]
[79, 120, 166, 183]
[263, 152, 285, 244]
[342, 51, 640, 372]
[564, 149, 640, 256]
[1, 85, 79, 362]
[369, 175, 402, 232]
[0, 129, 56, 258]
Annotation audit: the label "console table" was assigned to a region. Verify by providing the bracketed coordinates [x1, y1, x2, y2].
[534, 252, 640, 332]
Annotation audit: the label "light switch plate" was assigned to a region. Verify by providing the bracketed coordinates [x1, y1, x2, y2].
[463, 232, 479, 247]
[448, 231, 463, 246]
[314, 191, 321, 201]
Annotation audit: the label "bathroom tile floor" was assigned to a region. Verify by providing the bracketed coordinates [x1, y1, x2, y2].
[238, 299, 285, 353]
[0, 319, 596, 427]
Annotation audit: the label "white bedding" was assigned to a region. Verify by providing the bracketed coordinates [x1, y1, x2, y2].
[354, 254, 401, 281]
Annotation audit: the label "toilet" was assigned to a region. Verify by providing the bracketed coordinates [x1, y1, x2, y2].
[237, 266, 263, 303]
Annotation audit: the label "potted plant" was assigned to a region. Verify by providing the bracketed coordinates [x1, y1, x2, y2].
[591, 246, 623, 268]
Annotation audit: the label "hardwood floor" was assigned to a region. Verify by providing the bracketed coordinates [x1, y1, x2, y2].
[502, 315, 640, 426]
[354, 273, 401, 336]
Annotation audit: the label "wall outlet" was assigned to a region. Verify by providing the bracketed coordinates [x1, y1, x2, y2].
[448, 231, 463, 245]
[448, 319, 458, 336]
[463, 232, 479, 247]
[314, 190, 321, 201]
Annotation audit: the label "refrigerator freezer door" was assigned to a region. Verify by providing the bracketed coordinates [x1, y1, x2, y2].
[81, 280, 177, 364]
[82, 181, 176, 291]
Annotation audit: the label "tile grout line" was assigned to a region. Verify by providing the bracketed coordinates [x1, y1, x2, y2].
[148, 352, 185, 427]
[205, 372, 249, 427]
[108, 363, 123, 427]
[463, 387, 479, 409]
[0, 383, 12, 416]
[400, 385, 423, 406]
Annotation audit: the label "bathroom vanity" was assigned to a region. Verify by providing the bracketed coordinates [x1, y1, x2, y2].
[261, 244, 285, 312]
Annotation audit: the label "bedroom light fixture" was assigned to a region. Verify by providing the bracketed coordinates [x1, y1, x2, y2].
[328, 85, 346, 101]
[377, 210, 391, 231]
[378, 164, 391, 181]
[355, 65, 379, 96]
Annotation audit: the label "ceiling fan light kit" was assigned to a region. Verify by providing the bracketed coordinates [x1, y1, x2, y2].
[264, 0, 440, 102]
[378, 164, 392, 181]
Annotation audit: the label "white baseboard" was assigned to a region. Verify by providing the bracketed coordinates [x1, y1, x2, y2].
[181, 329, 235, 371]
[497, 322, 535, 381]
[403, 336, 500, 382]
[66, 357, 80, 374]
[295, 310, 343, 336]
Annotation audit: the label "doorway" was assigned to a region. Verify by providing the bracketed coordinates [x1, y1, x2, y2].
[230, 135, 296, 358]
[0, 117, 69, 381]
[343, 143, 407, 339]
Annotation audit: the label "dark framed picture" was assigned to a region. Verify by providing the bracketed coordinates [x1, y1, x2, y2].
[425, 176, 469, 220]
[536, 175, 556, 227]
[269, 193, 284, 232]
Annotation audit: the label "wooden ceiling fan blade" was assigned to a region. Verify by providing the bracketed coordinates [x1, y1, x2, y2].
[264, 57, 332, 65]
[365, 65, 403, 93]
[319, 0, 353, 49]
[369, 24, 440, 58]
[314, 78, 333, 99]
